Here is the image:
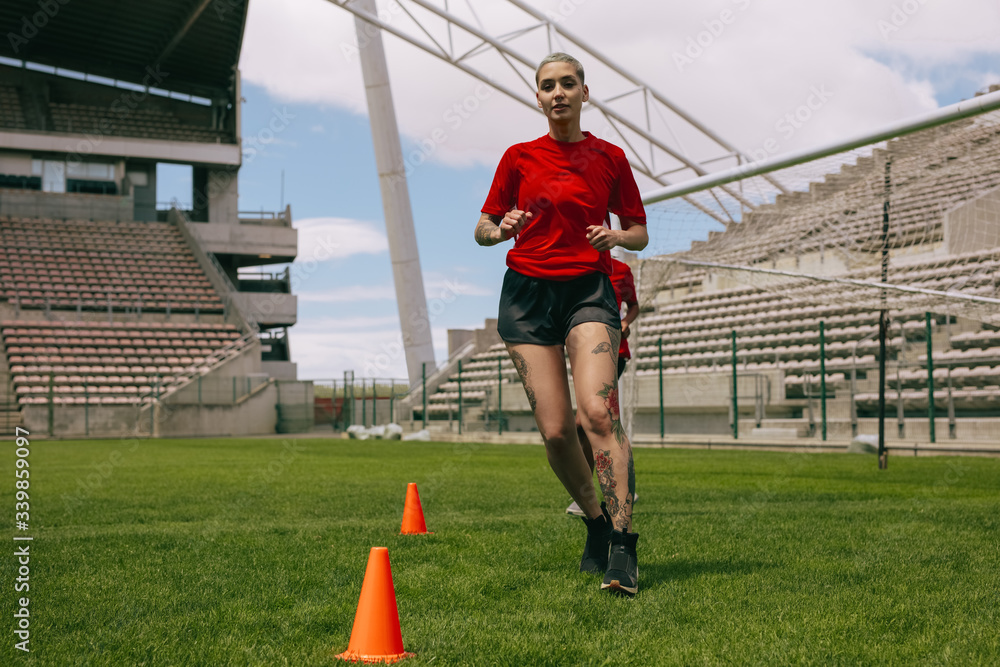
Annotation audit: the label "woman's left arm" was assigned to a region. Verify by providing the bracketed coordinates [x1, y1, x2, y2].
[586, 219, 648, 252]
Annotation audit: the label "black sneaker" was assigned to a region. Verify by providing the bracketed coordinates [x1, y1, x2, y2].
[579, 502, 613, 574]
[601, 530, 638, 597]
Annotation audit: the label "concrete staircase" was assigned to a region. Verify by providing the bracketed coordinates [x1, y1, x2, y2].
[0, 334, 24, 436]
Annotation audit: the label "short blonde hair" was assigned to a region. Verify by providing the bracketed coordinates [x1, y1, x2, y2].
[535, 52, 585, 88]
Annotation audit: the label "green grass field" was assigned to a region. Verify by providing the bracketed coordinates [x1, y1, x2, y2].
[4, 436, 999, 666]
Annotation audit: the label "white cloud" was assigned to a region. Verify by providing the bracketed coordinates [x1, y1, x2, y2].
[240, 0, 1000, 188]
[977, 72, 1000, 92]
[865, 0, 1000, 57]
[295, 315, 401, 332]
[291, 316, 452, 380]
[296, 273, 494, 304]
[292, 329, 406, 380]
[297, 286, 397, 302]
[422, 271, 495, 298]
[293, 217, 388, 262]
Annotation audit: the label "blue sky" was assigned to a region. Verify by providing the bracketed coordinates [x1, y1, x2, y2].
[158, 1, 999, 382]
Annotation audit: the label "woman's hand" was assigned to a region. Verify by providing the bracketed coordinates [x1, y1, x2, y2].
[500, 209, 533, 240]
[475, 210, 534, 246]
[587, 222, 649, 252]
[586, 225, 619, 252]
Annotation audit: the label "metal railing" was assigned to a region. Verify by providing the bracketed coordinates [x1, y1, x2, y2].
[167, 206, 259, 336]
[313, 377, 409, 431]
[237, 267, 291, 294]
[13, 372, 271, 437]
[238, 205, 292, 227]
[3, 285, 223, 321]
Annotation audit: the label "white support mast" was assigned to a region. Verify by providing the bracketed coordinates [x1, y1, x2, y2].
[350, 0, 435, 386]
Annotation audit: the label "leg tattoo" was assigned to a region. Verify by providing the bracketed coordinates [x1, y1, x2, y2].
[626, 452, 635, 523]
[591, 341, 612, 356]
[592, 325, 621, 367]
[605, 325, 621, 359]
[597, 448, 633, 531]
[595, 449, 619, 519]
[508, 348, 537, 412]
[597, 382, 626, 447]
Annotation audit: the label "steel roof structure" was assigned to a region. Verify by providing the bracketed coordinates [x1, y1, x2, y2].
[0, 0, 248, 99]
[331, 0, 789, 224]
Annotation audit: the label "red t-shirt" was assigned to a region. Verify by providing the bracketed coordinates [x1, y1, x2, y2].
[610, 258, 637, 360]
[482, 132, 647, 280]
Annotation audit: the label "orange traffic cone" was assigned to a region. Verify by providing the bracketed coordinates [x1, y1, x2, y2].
[335, 547, 414, 664]
[399, 483, 431, 535]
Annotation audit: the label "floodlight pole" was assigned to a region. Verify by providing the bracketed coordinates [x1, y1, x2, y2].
[877, 158, 892, 470]
[658, 337, 664, 439]
[731, 331, 738, 439]
[926, 312, 937, 444]
[819, 321, 827, 442]
[350, 0, 435, 387]
[497, 358, 503, 435]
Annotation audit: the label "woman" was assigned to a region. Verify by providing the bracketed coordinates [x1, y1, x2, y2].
[474, 52, 648, 596]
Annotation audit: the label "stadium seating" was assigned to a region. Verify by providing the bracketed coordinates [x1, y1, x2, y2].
[3, 320, 243, 405]
[0, 85, 26, 130]
[0, 214, 248, 415]
[419, 245, 1000, 428]
[0, 216, 223, 313]
[49, 102, 228, 144]
[696, 117, 1000, 268]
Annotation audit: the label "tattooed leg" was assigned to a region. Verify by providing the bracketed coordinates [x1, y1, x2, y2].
[605, 325, 621, 366]
[625, 452, 635, 524]
[505, 342, 603, 519]
[567, 322, 634, 532]
[595, 449, 619, 517]
[581, 325, 623, 476]
[590, 325, 621, 368]
[508, 348, 537, 411]
[595, 446, 635, 531]
[597, 381, 627, 448]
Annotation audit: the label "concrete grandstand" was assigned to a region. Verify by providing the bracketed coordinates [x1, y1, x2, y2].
[0, 0, 310, 437]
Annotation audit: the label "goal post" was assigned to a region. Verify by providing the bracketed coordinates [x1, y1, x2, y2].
[623, 86, 1000, 444]
[639, 90, 1000, 326]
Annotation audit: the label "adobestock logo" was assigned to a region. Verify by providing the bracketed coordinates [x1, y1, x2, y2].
[5, 0, 70, 54]
[63, 64, 171, 167]
[746, 85, 834, 164]
[363, 277, 469, 378]
[543, 0, 590, 24]
[672, 0, 754, 73]
[340, 0, 405, 63]
[876, 0, 931, 40]
[241, 107, 296, 162]
[385, 83, 495, 193]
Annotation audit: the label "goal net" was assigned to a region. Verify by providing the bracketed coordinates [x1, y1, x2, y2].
[618, 93, 1000, 441]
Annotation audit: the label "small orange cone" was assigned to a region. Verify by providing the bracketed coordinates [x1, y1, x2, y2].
[335, 547, 414, 664]
[399, 483, 431, 535]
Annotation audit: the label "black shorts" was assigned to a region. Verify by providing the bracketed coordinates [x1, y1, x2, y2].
[497, 268, 621, 346]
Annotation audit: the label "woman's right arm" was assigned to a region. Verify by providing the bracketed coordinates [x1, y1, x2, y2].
[475, 210, 533, 246]
[474, 212, 503, 246]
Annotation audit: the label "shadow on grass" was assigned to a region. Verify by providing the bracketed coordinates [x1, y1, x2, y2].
[640, 558, 770, 592]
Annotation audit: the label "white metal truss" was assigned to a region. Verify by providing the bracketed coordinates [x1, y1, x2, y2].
[327, 0, 787, 224]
